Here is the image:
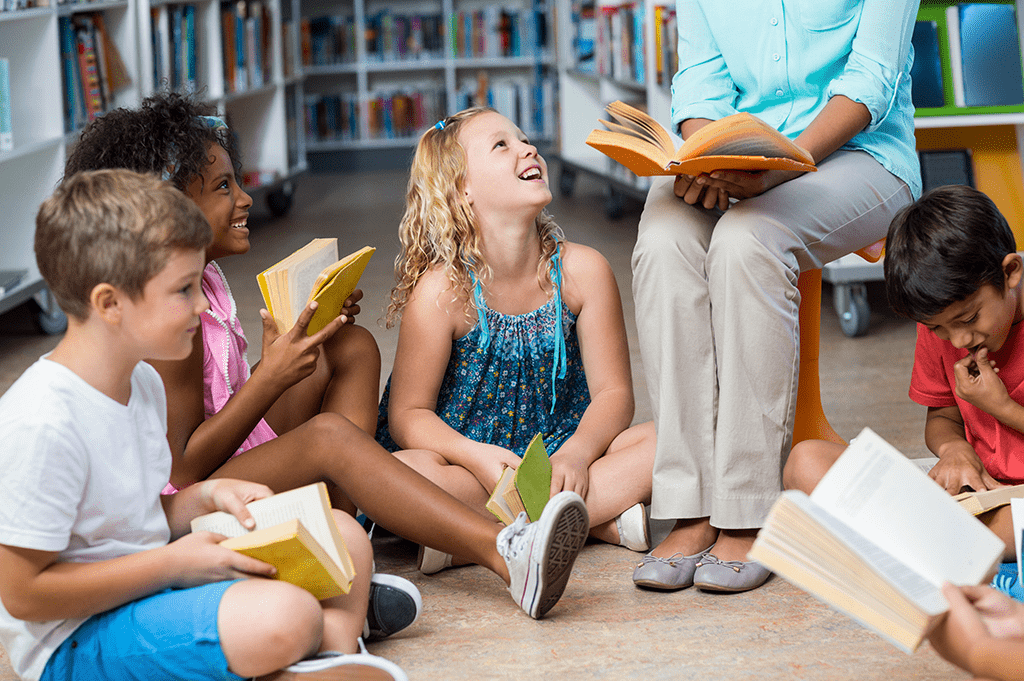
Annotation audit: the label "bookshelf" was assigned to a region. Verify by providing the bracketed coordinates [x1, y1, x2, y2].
[298, 0, 555, 157]
[0, 0, 304, 333]
[553, 0, 672, 218]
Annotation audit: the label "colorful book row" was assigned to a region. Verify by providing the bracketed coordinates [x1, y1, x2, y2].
[151, 4, 197, 93]
[449, 7, 547, 59]
[366, 11, 445, 61]
[0, 0, 47, 11]
[59, 12, 131, 133]
[304, 88, 445, 142]
[221, 0, 272, 93]
[453, 74, 555, 138]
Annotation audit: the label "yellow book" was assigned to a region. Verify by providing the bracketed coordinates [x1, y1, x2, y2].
[585, 101, 817, 177]
[485, 433, 552, 525]
[190, 482, 354, 599]
[257, 239, 375, 335]
[953, 483, 1024, 516]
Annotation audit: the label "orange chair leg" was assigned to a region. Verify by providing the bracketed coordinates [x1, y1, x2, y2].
[793, 269, 845, 446]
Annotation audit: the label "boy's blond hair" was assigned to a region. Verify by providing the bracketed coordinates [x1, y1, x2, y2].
[36, 169, 211, 321]
[385, 107, 562, 327]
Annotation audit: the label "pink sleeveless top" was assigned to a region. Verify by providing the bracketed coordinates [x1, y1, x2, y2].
[162, 262, 277, 494]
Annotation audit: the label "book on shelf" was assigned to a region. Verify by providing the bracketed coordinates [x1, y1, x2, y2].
[946, 3, 1024, 107]
[486, 433, 552, 525]
[749, 427, 1005, 653]
[257, 239, 375, 336]
[586, 100, 817, 177]
[653, 5, 677, 87]
[191, 482, 354, 600]
[0, 58, 11, 153]
[573, 0, 596, 73]
[910, 19, 946, 109]
[953, 483, 1024, 516]
[91, 13, 132, 98]
[74, 18, 104, 123]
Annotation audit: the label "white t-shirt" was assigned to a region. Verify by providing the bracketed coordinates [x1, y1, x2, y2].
[0, 358, 172, 681]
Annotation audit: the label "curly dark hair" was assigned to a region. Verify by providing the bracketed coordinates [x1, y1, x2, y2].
[63, 90, 243, 192]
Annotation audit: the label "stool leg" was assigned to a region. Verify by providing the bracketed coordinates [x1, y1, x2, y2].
[793, 269, 845, 446]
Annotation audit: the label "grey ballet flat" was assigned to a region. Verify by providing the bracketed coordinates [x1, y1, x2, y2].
[632, 546, 713, 591]
[692, 553, 772, 593]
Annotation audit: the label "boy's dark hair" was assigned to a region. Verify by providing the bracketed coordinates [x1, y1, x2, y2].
[884, 184, 1017, 321]
[36, 169, 212, 321]
[63, 91, 242, 192]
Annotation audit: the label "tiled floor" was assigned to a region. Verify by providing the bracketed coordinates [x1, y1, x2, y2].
[0, 167, 964, 680]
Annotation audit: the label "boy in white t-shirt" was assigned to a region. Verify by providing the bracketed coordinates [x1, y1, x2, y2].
[0, 169, 406, 681]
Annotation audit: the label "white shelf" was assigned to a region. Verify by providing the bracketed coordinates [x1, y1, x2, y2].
[0, 0, 305, 325]
[914, 112, 1024, 128]
[299, 0, 556, 151]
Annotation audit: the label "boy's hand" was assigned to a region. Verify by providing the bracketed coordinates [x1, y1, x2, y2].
[463, 444, 521, 493]
[550, 448, 591, 500]
[256, 302, 347, 392]
[198, 478, 274, 530]
[956, 584, 1024, 639]
[928, 582, 993, 673]
[341, 289, 363, 324]
[165, 531, 277, 589]
[930, 441, 1002, 494]
[700, 168, 804, 201]
[954, 348, 1010, 416]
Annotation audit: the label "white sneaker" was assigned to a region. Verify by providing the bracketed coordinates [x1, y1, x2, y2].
[615, 503, 651, 552]
[416, 545, 454, 575]
[273, 638, 408, 681]
[496, 490, 589, 619]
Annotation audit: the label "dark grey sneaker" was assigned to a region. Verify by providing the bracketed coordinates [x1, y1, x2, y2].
[363, 574, 422, 642]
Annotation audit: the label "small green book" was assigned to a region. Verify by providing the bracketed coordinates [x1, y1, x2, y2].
[485, 433, 553, 524]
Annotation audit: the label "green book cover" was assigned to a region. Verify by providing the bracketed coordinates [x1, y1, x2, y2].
[517, 433, 553, 522]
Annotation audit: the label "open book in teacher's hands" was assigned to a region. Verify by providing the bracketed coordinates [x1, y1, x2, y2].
[585, 101, 817, 177]
[190, 482, 355, 600]
[486, 433, 553, 525]
[749, 428, 1004, 654]
[257, 238, 375, 336]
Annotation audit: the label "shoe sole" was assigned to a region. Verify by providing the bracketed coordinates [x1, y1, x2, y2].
[528, 497, 590, 618]
[632, 579, 692, 591]
[365, 574, 423, 641]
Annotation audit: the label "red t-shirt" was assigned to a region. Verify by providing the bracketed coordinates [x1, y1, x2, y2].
[909, 322, 1024, 483]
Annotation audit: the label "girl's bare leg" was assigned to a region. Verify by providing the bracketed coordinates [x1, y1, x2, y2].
[394, 449, 493, 520]
[211, 413, 511, 584]
[264, 324, 381, 437]
[585, 421, 655, 544]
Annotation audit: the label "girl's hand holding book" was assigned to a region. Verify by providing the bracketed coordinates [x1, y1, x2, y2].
[463, 443, 521, 494]
[256, 301, 347, 394]
[340, 288, 363, 325]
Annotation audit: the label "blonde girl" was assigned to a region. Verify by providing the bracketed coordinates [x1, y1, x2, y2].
[377, 107, 655, 568]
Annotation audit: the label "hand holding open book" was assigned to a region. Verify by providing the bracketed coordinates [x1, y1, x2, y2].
[585, 101, 816, 178]
[486, 433, 553, 525]
[749, 428, 1004, 653]
[191, 482, 355, 600]
[257, 239, 375, 336]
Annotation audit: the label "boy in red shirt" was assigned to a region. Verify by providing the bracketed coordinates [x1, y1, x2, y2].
[784, 184, 1022, 571]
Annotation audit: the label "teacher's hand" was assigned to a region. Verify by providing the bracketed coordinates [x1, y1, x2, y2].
[674, 174, 730, 210]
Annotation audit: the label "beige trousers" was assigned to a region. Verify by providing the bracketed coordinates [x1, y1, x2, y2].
[632, 150, 913, 528]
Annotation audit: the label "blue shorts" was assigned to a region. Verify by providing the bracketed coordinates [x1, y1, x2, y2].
[40, 580, 245, 681]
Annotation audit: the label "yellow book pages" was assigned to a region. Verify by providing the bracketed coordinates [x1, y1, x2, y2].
[486, 466, 518, 525]
[953, 484, 1024, 516]
[191, 482, 355, 594]
[220, 518, 348, 600]
[586, 101, 817, 177]
[256, 238, 339, 333]
[306, 246, 376, 336]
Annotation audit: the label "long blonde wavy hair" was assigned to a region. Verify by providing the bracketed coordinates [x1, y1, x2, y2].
[385, 106, 563, 328]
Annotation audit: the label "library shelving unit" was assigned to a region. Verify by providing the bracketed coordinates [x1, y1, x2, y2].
[0, 0, 305, 333]
[553, 0, 672, 219]
[554, 0, 1024, 336]
[298, 0, 555, 160]
[0, 0, 144, 333]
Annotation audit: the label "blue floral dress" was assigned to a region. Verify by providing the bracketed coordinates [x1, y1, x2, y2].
[376, 249, 590, 458]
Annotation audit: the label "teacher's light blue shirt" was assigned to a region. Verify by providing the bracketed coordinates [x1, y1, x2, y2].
[672, 0, 922, 197]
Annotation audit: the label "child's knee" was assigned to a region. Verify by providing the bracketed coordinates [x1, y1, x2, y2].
[784, 440, 840, 493]
[221, 580, 323, 666]
[328, 323, 381, 369]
